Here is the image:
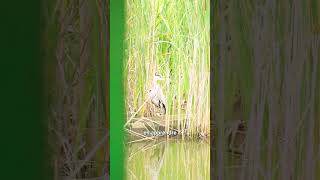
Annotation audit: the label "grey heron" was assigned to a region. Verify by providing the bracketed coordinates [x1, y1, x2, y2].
[148, 74, 166, 115]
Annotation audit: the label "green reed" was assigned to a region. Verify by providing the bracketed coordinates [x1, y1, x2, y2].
[124, 0, 210, 136]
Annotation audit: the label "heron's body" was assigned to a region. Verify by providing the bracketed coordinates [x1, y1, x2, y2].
[148, 74, 166, 115]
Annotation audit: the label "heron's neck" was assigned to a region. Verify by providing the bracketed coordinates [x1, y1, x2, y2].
[152, 79, 158, 86]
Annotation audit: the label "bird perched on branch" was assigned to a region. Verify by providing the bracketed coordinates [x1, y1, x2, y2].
[148, 73, 166, 115]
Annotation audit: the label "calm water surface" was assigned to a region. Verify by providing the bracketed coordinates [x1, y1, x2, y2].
[126, 139, 210, 180]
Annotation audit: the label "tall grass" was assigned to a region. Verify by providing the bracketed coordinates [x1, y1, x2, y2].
[213, 0, 320, 179]
[44, 0, 109, 178]
[124, 0, 210, 137]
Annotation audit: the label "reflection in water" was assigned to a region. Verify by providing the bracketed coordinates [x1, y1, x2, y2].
[126, 139, 210, 180]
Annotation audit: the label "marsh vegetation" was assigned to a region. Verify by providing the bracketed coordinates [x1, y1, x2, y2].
[44, 0, 110, 179]
[124, 0, 210, 139]
[213, 0, 320, 179]
[124, 0, 210, 179]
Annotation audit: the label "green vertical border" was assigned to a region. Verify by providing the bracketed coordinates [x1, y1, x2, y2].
[110, 0, 125, 179]
[0, 0, 47, 180]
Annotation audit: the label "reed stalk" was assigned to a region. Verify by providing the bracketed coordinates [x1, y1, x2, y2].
[124, 0, 210, 137]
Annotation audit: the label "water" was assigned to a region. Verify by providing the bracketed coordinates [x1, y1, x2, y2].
[126, 139, 210, 180]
